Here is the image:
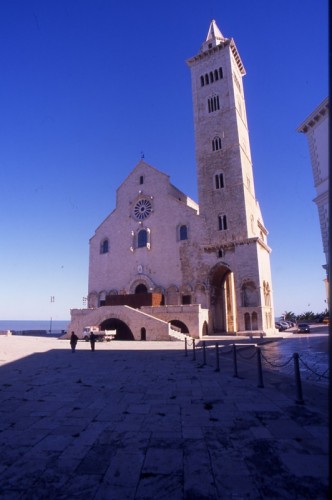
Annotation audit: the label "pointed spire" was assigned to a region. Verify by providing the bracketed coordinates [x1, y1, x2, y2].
[201, 20, 226, 52]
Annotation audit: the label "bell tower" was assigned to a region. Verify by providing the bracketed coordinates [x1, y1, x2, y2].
[187, 20, 264, 243]
[187, 20, 274, 333]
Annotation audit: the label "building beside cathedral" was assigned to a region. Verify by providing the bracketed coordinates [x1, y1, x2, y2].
[297, 97, 329, 305]
[68, 20, 275, 340]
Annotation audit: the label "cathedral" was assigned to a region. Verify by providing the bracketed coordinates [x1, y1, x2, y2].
[68, 20, 275, 340]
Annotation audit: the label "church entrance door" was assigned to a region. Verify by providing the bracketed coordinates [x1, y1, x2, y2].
[209, 264, 236, 333]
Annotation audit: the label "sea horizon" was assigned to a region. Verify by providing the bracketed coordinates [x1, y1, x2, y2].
[0, 320, 70, 332]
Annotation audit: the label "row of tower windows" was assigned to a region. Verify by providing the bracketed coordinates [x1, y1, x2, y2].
[100, 225, 189, 254]
[208, 96, 220, 113]
[200, 67, 223, 87]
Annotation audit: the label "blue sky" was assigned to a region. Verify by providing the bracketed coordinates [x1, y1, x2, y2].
[0, 0, 328, 320]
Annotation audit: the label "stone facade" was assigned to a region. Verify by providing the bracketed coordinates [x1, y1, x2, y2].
[297, 97, 329, 303]
[68, 20, 275, 340]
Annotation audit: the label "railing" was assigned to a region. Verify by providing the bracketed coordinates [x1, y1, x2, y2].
[184, 339, 329, 405]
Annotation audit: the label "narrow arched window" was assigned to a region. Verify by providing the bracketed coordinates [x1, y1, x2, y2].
[252, 312, 258, 330]
[200, 75, 205, 86]
[179, 225, 188, 241]
[100, 239, 109, 254]
[212, 136, 222, 152]
[137, 229, 147, 248]
[205, 74, 209, 85]
[219, 67, 223, 79]
[208, 96, 220, 113]
[209, 71, 214, 83]
[218, 214, 227, 231]
[214, 69, 219, 81]
[215, 172, 224, 189]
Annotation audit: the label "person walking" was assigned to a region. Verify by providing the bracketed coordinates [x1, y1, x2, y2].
[89, 331, 96, 351]
[70, 331, 78, 353]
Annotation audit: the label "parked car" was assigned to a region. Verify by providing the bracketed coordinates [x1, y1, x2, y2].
[297, 323, 310, 333]
[279, 321, 290, 330]
[275, 322, 287, 332]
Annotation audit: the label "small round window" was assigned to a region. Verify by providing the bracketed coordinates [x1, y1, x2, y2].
[133, 199, 152, 220]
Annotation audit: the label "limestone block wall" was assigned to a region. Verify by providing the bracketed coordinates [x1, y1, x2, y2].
[141, 304, 209, 339]
[88, 161, 208, 302]
[67, 306, 171, 341]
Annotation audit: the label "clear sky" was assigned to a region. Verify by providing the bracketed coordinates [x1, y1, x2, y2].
[0, 0, 328, 320]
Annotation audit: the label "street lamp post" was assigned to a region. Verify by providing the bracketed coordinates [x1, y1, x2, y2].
[49, 296, 55, 333]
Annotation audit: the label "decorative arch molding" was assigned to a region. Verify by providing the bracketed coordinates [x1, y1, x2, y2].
[240, 279, 258, 307]
[194, 282, 208, 308]
[88, 291, 98, 308]
[180, 283, 193, 305]
[194, 282, 207, 293]
[99, 290, 107, 306]
[179, 284, 193, 294]
[209, 261, 232, 283]
[166, 284, 179, 306]
[129, 274, 156, 294]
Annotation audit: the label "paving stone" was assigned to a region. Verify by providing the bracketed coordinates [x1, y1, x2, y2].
[0, 336, 328, 498]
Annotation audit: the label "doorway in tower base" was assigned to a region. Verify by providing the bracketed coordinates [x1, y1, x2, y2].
[100, 318, 135, 340]
[209, 264, 236, 333]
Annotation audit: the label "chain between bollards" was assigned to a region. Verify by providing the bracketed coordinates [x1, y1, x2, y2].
[293, 352, 304, 404]
[256, 347, 264, 388]
[215, 343, 220, 371]
[233, 343, 238, 378]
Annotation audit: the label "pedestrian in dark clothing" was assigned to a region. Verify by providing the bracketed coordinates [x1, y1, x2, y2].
[70, 331, 78, 353]
[89, 331, 96, 351]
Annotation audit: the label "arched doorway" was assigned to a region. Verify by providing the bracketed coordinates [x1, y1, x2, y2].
[209, 264, 236, 333]
[100, 318, 135, 340]
[169, 320, 189, 334]
[135, 284, 148, 294]
[140, 327, 146, 341]
[202, 321, 208, 336]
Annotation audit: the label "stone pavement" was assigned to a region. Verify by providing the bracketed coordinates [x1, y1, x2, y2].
[0, 335, 329, 499]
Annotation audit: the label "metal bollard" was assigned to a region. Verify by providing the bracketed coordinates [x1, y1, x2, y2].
[293, 352, 304, 404]
[232, 343, 238, 378]
[256, 347, 264, 388]
[203, 341, 206, 365]
[215, 343, 220, 372]
[193, 338, 196, 360]
[185, 337, 188, 356]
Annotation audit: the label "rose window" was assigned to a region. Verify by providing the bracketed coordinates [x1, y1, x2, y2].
[133, 199, 152, 220]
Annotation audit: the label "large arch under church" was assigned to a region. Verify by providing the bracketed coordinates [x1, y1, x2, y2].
[100, 318, 135, 341]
